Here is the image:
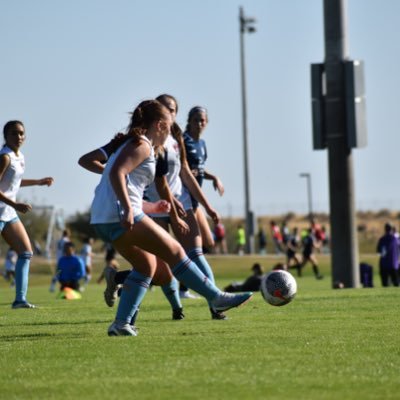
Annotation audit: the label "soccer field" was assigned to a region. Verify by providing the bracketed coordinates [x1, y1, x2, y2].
[1, 255, 399, 400]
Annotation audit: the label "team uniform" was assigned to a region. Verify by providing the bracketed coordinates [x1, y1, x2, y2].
[80, 243, 92, 267]
[145, 134, 192, 217]
[90, 136, 153, 240]
[0, 146, 24, 229]
[146, 134, 224, 316]
[96, 138, 182, 313]
[183, 132, 207, 209]
[88, 133, 250, 336]
[0, 146, 34, 307]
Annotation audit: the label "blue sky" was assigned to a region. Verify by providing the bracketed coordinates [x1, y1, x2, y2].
[1, 0, 399, 218]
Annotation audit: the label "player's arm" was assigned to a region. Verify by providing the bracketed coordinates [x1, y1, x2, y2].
[154, 176, 189, 234]
[78, 133, 128, 174]
[203, 170, 224, 196]
[78, 148, 108, 174]
[180, 160, 220, 225]
[20, 177, 54, 187]
[109, 140, 149, 229]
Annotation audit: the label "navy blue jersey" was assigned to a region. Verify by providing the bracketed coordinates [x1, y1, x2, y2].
[183, 132, 207, 187]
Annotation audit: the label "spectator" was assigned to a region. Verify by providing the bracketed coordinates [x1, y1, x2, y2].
[281, 221, 290, 246]
[257, 227, 267, 255]
[236, 225, 246, 255]
[376, 223, 399, 287]
[57, 242, 86, 291]
[270, 221, 283, 254]
[359, 262, 374, 288]
[213, 222, 227, 254]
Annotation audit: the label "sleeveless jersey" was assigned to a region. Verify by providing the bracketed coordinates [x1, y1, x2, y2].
[145, 135, 191, 217]
[0, 146, 25, 221]
[90, 136, 155, 224]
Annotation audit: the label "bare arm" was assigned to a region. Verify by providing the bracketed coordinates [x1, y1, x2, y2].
[203, 170, 224, 196]
[20, 177, 54, 187]
[109, 141, 149, 229]
[180, 161, 220, 224]
[155, 176, 189, 234]
[78, 148, 108, 174]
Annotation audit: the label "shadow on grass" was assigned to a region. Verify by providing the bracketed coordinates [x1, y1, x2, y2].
[1, 332, 86, 341]
[0, 319, 109, 328]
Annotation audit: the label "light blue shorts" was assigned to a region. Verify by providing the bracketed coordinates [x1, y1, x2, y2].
[93, 213, 145, 243]
[0, 216, 20, 233]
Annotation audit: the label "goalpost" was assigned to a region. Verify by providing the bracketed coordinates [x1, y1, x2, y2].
[32, 205, 65, 259]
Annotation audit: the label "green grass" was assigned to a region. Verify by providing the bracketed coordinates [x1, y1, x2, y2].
[1, 255, 399, 400]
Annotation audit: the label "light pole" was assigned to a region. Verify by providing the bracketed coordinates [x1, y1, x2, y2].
[239, 6, 256, 254]
[299, 173, 313, 221]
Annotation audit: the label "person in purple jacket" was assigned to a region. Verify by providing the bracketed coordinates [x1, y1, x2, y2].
[376, 223, 399, 287]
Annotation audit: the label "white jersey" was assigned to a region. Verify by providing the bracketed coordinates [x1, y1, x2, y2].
[145, 135, 191, 217]
[0, 146, 25, 222]
[80, 243, 92, 266]
[4, 248, 17, 272]
[90, 136, 155, 224]
[56, 236, 71, 260]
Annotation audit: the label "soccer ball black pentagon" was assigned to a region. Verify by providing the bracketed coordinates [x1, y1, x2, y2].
[260, 270, 297, 306]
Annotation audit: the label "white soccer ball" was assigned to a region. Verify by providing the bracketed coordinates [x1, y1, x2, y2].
[260, 270, 297, 306]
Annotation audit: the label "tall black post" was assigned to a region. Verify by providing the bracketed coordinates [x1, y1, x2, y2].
[239, 7, 256, 254]
[323, 0, 360, 287]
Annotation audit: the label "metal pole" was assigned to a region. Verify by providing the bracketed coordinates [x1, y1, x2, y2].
[300, 173, 313, 221]
[307, 174, 313, 220]
[323, 0, 360, 288]
[239, 6, 255, 254]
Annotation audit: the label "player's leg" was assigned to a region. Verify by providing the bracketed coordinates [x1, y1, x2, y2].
[152, 218, 184, 318]
[309, 254, 323, 279]
[2, 220, 35, 308]
[153, 258, 184, 320]
[172, 209, 226, 319]
[194, 207, 215, 250]
[107, 243, 155, 336]
[115, 216, 252, 313]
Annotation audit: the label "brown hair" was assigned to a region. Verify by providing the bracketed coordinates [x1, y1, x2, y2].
[156, 94, 188, 162]
[106, 100, 169, 154]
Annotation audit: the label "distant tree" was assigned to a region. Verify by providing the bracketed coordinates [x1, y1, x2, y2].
[67, 210, 97, 240]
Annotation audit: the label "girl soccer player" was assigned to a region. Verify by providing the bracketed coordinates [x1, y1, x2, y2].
[145, 94, 228, 319]
[82, 100, 252, 336]
[0, 120, 54, 308]
[183, 106, 224, 249]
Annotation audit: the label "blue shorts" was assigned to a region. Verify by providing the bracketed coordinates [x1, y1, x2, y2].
[0, 217, 20, 233]
[93, 213, 145, 243]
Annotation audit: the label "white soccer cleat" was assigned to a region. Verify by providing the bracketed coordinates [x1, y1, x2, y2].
[179, 290, 201, 299]
[107, 321, 138, 337]
[211, 291, 253, 312]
